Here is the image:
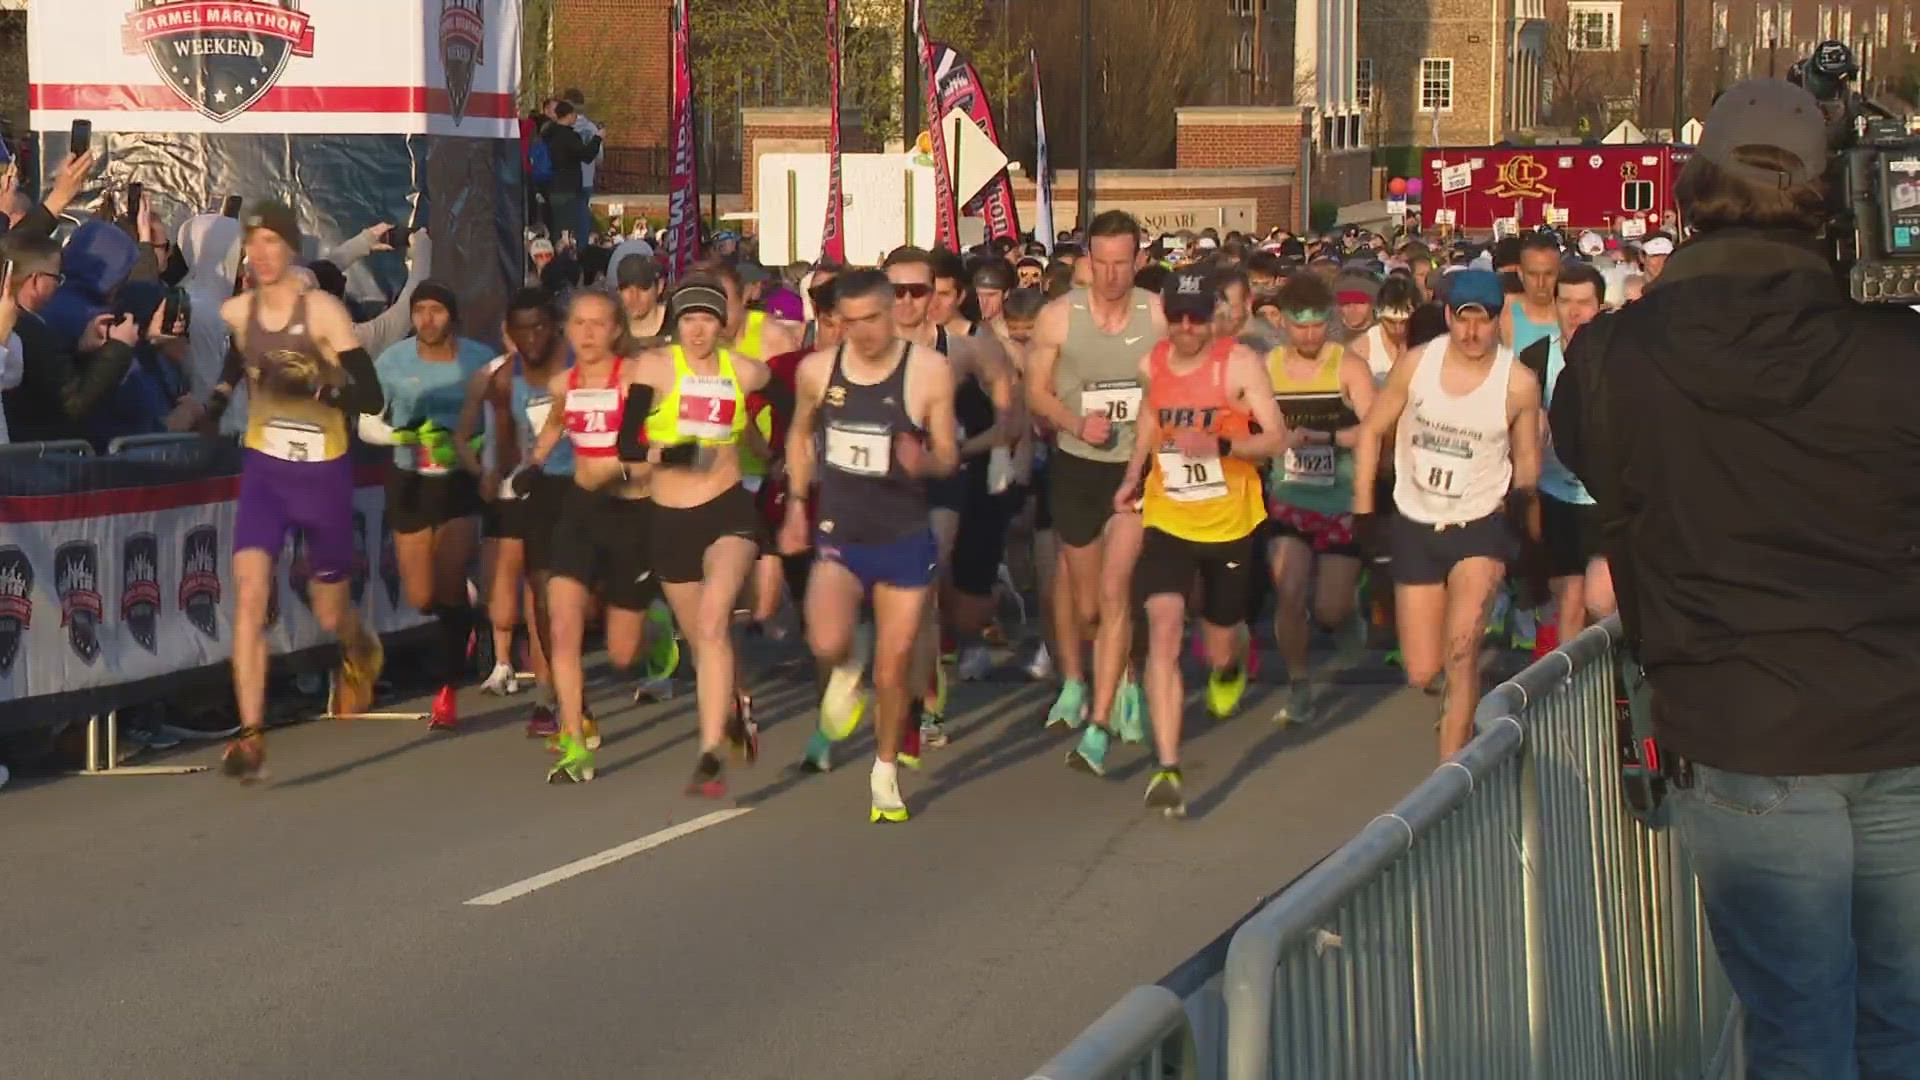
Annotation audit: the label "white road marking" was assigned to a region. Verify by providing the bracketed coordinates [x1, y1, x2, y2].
[463, 808, 753, 906]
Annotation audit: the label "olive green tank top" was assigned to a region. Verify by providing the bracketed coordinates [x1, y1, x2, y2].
[1051, 287, 1158, 463]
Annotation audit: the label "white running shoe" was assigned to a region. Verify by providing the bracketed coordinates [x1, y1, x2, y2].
[480, 663, 520, 696]
[957, 646, 994, 682]
[1025, 643, 1054, 681]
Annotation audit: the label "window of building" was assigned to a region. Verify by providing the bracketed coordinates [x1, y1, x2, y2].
[1781, 6, 1793, 44]
[1229, 0, 1261, 14]
[1420, 57, 1453, 112]
[1879, 6, 1891, 46]
[1838, 7, 1853, 42]
[1357, 58, 1374, 109]
[1819, 4, 1834, 39]
[1567, 1, 1622, 50]
[1622, 180, 1655, 212]
[1233, 30, 1253, 73]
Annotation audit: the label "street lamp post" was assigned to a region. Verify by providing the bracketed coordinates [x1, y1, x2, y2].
[1077, 0, 1091, 233]
[1768, 1, 1782, 78]
[1639, 17, 1651, 129]
[1673, 0, 1687, 136]
[1714, 15, 1728, 99]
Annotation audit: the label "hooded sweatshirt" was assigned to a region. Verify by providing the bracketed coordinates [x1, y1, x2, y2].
[1553, 229, 1920, 776]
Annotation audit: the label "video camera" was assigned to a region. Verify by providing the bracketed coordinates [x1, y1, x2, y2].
[1791, 41, 1920, 303]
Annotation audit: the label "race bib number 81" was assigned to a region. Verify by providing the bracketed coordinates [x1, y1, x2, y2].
[826, 422, 891, 477]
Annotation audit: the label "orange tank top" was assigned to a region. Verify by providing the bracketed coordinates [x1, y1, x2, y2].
[1141, 337, 1265, 543]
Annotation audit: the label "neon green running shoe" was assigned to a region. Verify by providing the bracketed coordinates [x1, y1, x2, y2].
[819, 666, 867, 742]
[1206, 664, 1248, 719]
[1145, 767, 1187, 818]
[546, 735, 595, 783]
[643, 601, 679, 680]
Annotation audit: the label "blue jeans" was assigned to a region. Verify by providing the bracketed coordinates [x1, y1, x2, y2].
[1674, 763, 1920, 1079]
[577, 186, 595, 243]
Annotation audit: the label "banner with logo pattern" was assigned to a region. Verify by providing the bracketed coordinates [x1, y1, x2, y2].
[0, 455, 429, 724]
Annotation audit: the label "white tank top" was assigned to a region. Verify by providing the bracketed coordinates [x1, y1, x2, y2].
[1363, 324, 1393, 386]
[1392, 337, 1514, 525]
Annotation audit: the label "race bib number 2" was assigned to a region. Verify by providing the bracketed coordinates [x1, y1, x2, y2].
[825, 422, 891, 477]
[1081, 379, 1142, 423]
[259, 419, 324, 463]
[1156, 450, 1227, 502]
[678, 375, 739, 441]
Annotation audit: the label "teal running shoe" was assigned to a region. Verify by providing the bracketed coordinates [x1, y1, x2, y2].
[1114, 677, 1147, 743]
[1066, 723, 1111, 776]
[1047, 679, 1088, 731]
[799, 730, 833, 774]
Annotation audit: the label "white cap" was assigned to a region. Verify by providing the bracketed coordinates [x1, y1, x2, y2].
[1195, 236, 1219, 251]
[1642, 236, 1675, 257]
[529, 237, 555, 258]
[1577, 230, 1605, 257]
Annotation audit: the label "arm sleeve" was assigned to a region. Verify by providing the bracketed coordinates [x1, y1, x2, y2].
[354, 286, 416, 359]
[357, 411, 398, 446]
[614, 383, 656, 462]
[216, 342, 246, 388]
[333, 346, 384, 415]
[756, 375, 795, 425]
[323, 230, 377, 270]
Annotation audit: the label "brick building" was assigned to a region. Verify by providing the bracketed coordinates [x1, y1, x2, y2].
[546, 0, 672, 188]
[1356, 0, 1548, 148]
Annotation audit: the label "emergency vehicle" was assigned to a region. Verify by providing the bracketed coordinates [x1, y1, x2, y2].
[1415, 144, 1691, 236]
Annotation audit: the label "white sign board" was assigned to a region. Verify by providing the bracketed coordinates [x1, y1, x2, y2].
[1603, 120, 1647, 145]
[1386, 195, 1408, 221]
[1440, 162, 1474, 194]
[29, 0, 521, 137]
[757, 152, 937, 267]
[1545, 205, 1570, 226]
[1619, 217, 1647, 238]
[943, 108, 1009, 208]
[1434, 208, 1457, 226]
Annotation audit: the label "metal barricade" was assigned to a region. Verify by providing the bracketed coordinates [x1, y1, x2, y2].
[1024, 985, 1201, 1080]
[0, 438, 94, 459]
[106, 432, 234, 466]
[1208, 617, 1740, 1080]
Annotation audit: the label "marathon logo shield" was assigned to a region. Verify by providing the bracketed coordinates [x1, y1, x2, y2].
[438, 0, 486, 125]
[179, 525, 223, 640]
[56, 542, 104, 666]
[120, 532, 162, 655]
[123, 1, 317, 123]
[0, 547, 33, 676]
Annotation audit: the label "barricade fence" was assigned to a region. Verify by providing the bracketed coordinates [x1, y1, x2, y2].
[0, 436, 430, 735]
[1031, 618, 1741, 1080]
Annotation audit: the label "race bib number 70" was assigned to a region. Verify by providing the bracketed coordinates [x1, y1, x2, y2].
[1156, 450, 1227, 502]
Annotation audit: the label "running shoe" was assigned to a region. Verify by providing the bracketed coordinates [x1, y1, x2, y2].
[1144, 767, 1187, 818]
[525, 703, 559, 740]
[1271, 680, 1313, 727]
[1046, 679, 1089, 731]
[329, 632, 384, 718]
[899, 712, 923, 770]
[582, 708, 602, 751]
[956, 646, 993, 682]
[728, 692, 759, 765]
[686, 751, 726, 799]
[546, 735, 595, 783]
[819, 665, 866, 742]
[643, 601, 680, 680]
[920, 713, 950, 749]
[799, 730, 833, 774]
[870, 764, 909, 824]
[1066, 723, 1110, 776]
[1509, 605, 1538, 653]
[930, 661, 950, 718]
[481, 663, 520, 696]
[220, 729, 267, 784]
[1207, 663, 1248, 719]
[1114, 677, 1147, 743]
[1024, 643, 1054, 681]
[427, 686, 459, 731]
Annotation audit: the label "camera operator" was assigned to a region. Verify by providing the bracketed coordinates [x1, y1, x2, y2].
[1552, 79, 1920, 1077]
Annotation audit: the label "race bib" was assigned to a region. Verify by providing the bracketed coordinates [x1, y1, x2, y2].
[525, 394, 554, 435]
[259, 418, 324, 463]
[825, 421, 891, 477]
[1410, 445, 1465, 498]
[1282, 445, 1337, 487]
[677, 375, 739, 442]
[1081, 379, 1142, 423]
[565, 387, 619, 448]
[412, 442, 451, 476]
[1157, 450, 1227, 502]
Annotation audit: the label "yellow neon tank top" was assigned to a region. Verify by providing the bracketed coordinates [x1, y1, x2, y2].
[644, 345, 749, 447]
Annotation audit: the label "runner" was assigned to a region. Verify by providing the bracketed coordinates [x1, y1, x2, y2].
[889, 246, 1016, 747]
[206, 201, 386, 781]
[456, 288, 569, 725]
[1000, 287, 1060, 680]
[1518, 262, 1615, 648]
[621, 278, 785, 798]
[1501, 233, 1561, 353]
[1351, 269, 1543, 759]
[365, 282, 497, 729]
[1024, 210, 1166, 774]
[613, 251, 668, 346]
[1330, 272, 1378, 345]
[1263, 272, 1377, 723]
[522, 289, 660, 782]
[1116, 269, 1287, 815]
[779, 268, 959, 822]
[1346, 275, 1419, 386]
[971, 260, 1015, 335]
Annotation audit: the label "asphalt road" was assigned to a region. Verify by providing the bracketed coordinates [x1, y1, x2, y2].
[1, 659, 1442, 1080]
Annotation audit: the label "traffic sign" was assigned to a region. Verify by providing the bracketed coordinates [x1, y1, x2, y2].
[943, 108, 1009, 208]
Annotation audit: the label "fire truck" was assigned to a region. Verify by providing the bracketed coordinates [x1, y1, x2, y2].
[1414, 143, 1691, 237]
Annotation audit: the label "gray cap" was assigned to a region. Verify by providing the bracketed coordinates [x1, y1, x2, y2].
[1695, 78, 1829, 189]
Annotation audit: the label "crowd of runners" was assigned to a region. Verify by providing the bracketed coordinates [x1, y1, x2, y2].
[211, 201, 1660, 822]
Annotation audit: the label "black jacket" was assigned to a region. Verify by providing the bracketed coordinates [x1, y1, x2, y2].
[1553, 229, 1920, 776]
[540, 121, 601, 195]
[1, 308, 135, 445]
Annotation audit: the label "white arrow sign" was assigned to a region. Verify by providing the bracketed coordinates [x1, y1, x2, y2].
[943, 108, 1009, 208]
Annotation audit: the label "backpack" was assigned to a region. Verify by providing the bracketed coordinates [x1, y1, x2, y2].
[529, 139, 555, 187]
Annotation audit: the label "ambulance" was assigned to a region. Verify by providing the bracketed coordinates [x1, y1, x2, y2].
[1416, 144, 1691, 237]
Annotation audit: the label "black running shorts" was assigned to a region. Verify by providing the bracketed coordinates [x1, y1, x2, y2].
[1133, 527, 1256, 628]
[1541, 495, 1602, 579]
[385, 469, 483, 534]
[651, 485, 765, 584]
[1048, 450, 1130, 549]
[1387, 512, 1518, 586]
[547, 485, 659, 610]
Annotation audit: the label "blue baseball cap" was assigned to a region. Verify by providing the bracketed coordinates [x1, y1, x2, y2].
[1443, 269, 1506, 316]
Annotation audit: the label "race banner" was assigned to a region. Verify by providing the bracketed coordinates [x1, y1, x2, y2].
[0, 458, 428, 714]
[29, 0, 522, 138]
[930, 42, 1021, 244]
[663, 0, 702, 278]
[913, 0, 960, 252]
[817, 0, 847, 264]
[1031, 49, 1054, 254]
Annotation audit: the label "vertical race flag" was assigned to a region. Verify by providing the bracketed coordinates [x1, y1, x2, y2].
[930, 43, 1021, 245]
[1031, 49, 1054, 255]
[819, 0, 847, 263]
[664, 0, 701, 277]
[914, 0, 960, 250]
